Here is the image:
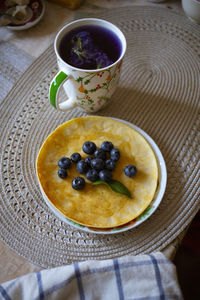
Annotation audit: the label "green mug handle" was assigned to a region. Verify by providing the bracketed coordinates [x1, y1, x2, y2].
[49, 71, 77, 111]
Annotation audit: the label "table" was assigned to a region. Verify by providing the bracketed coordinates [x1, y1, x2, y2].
[0, 0, 197, 283]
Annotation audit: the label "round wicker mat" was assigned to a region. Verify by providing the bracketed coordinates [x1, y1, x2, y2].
[0, 6, 200, 268]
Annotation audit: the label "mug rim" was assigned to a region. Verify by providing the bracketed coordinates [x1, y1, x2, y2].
[54, 18, 127, 73]
[190, 0, 200, 4]
[182, 0, 200, 4]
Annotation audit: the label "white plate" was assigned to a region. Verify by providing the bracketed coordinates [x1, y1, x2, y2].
[6, 0, 45, 31]
[38, 118, 167, 235]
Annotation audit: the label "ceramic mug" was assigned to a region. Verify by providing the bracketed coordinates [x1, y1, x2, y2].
[49, 18, 126, 113]
[182, 0, 200, 24]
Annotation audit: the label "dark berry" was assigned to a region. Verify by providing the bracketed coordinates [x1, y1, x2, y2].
[94, 149, 106, 160]
[90, 158, 105, 171]
[72, 176, 85, 190]
[58, 157, 71, 169]
[84, 156, 93, 168]
[99, 169, 112, 182]
[86, 169, 99, 182]
[124, 165, 137, 178]
[71, 152, 81, 163]
[58, 168, 68, 179]
[105, 159, 116, 171]
[82, 141, 96, 155]
[76, 160, 89, 174]
[101, 141, 113, 152]
[110, 148, 120, 161]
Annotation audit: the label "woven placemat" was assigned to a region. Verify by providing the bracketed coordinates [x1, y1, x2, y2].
[0, 6, 200, 268]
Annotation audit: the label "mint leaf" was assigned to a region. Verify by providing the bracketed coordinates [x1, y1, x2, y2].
[93, 180, 132, 198]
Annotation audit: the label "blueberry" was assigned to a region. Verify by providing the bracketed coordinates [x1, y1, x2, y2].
[99, 169, 112, 182]
[72, 176, 85, 190]
[94, 149, 106, 160]
[82, 141, 97, 155]
[58, 157, 71, 169]
[86, 169, 99, 182]
[124, 165, 137, 178]
[110, 148, 120, 162]
[101, 141, 113, 152]
[71, 152, 81, 163]
[58, 168, 68, 179]
[105, 159, 116, 171]
[76, 160, 89, 174]
[84, 156, 93, 168]
[91, 158, 105, 171]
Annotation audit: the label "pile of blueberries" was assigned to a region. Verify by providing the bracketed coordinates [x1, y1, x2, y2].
[57, 141, 137, 191]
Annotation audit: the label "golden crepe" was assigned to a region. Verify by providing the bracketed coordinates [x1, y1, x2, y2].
[36, 116, 158, 228]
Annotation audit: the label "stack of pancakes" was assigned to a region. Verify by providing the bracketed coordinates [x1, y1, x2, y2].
[36, 116, 158, 229]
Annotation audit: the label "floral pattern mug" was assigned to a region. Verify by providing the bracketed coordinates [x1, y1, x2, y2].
[49, 18, 126, 113]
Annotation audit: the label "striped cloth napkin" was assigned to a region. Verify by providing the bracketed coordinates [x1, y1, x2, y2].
[0, 252, 183, 300]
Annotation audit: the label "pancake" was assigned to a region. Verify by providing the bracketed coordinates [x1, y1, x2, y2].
[36, 116, 158, 228]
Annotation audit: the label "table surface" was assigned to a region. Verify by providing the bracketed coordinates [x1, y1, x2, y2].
[0, 0, 188, 284]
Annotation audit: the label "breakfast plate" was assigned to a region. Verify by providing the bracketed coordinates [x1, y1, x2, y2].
[36, 116, 167, 234]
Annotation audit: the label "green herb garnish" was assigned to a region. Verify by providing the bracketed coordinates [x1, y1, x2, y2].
[72, 37, 87, 59]
[77, 37, 82, 50]
[93, 180, 132, 198]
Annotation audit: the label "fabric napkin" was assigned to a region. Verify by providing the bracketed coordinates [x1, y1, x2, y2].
[0, 252, 183, 300]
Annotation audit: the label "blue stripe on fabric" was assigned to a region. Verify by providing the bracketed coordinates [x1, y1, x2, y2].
[74, 263, 85, 300]
[128, 297, 160, 300]
[149, 254, 165, 300]
[0, 286, 12, 300]
[128, 296, 160, 300]
[128, 295, 182, 300]
[33, 274, 76, 300]
[114, 259, 124, 300]
[80, 259, 170, 277]
[6, 278, 20, 292]
[36, 272, 45, 300]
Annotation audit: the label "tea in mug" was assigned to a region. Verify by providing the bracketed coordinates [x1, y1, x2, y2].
[59, 25, 122, 70]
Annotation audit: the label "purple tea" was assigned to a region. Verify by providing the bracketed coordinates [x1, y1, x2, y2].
[59, 25, 122, 70]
